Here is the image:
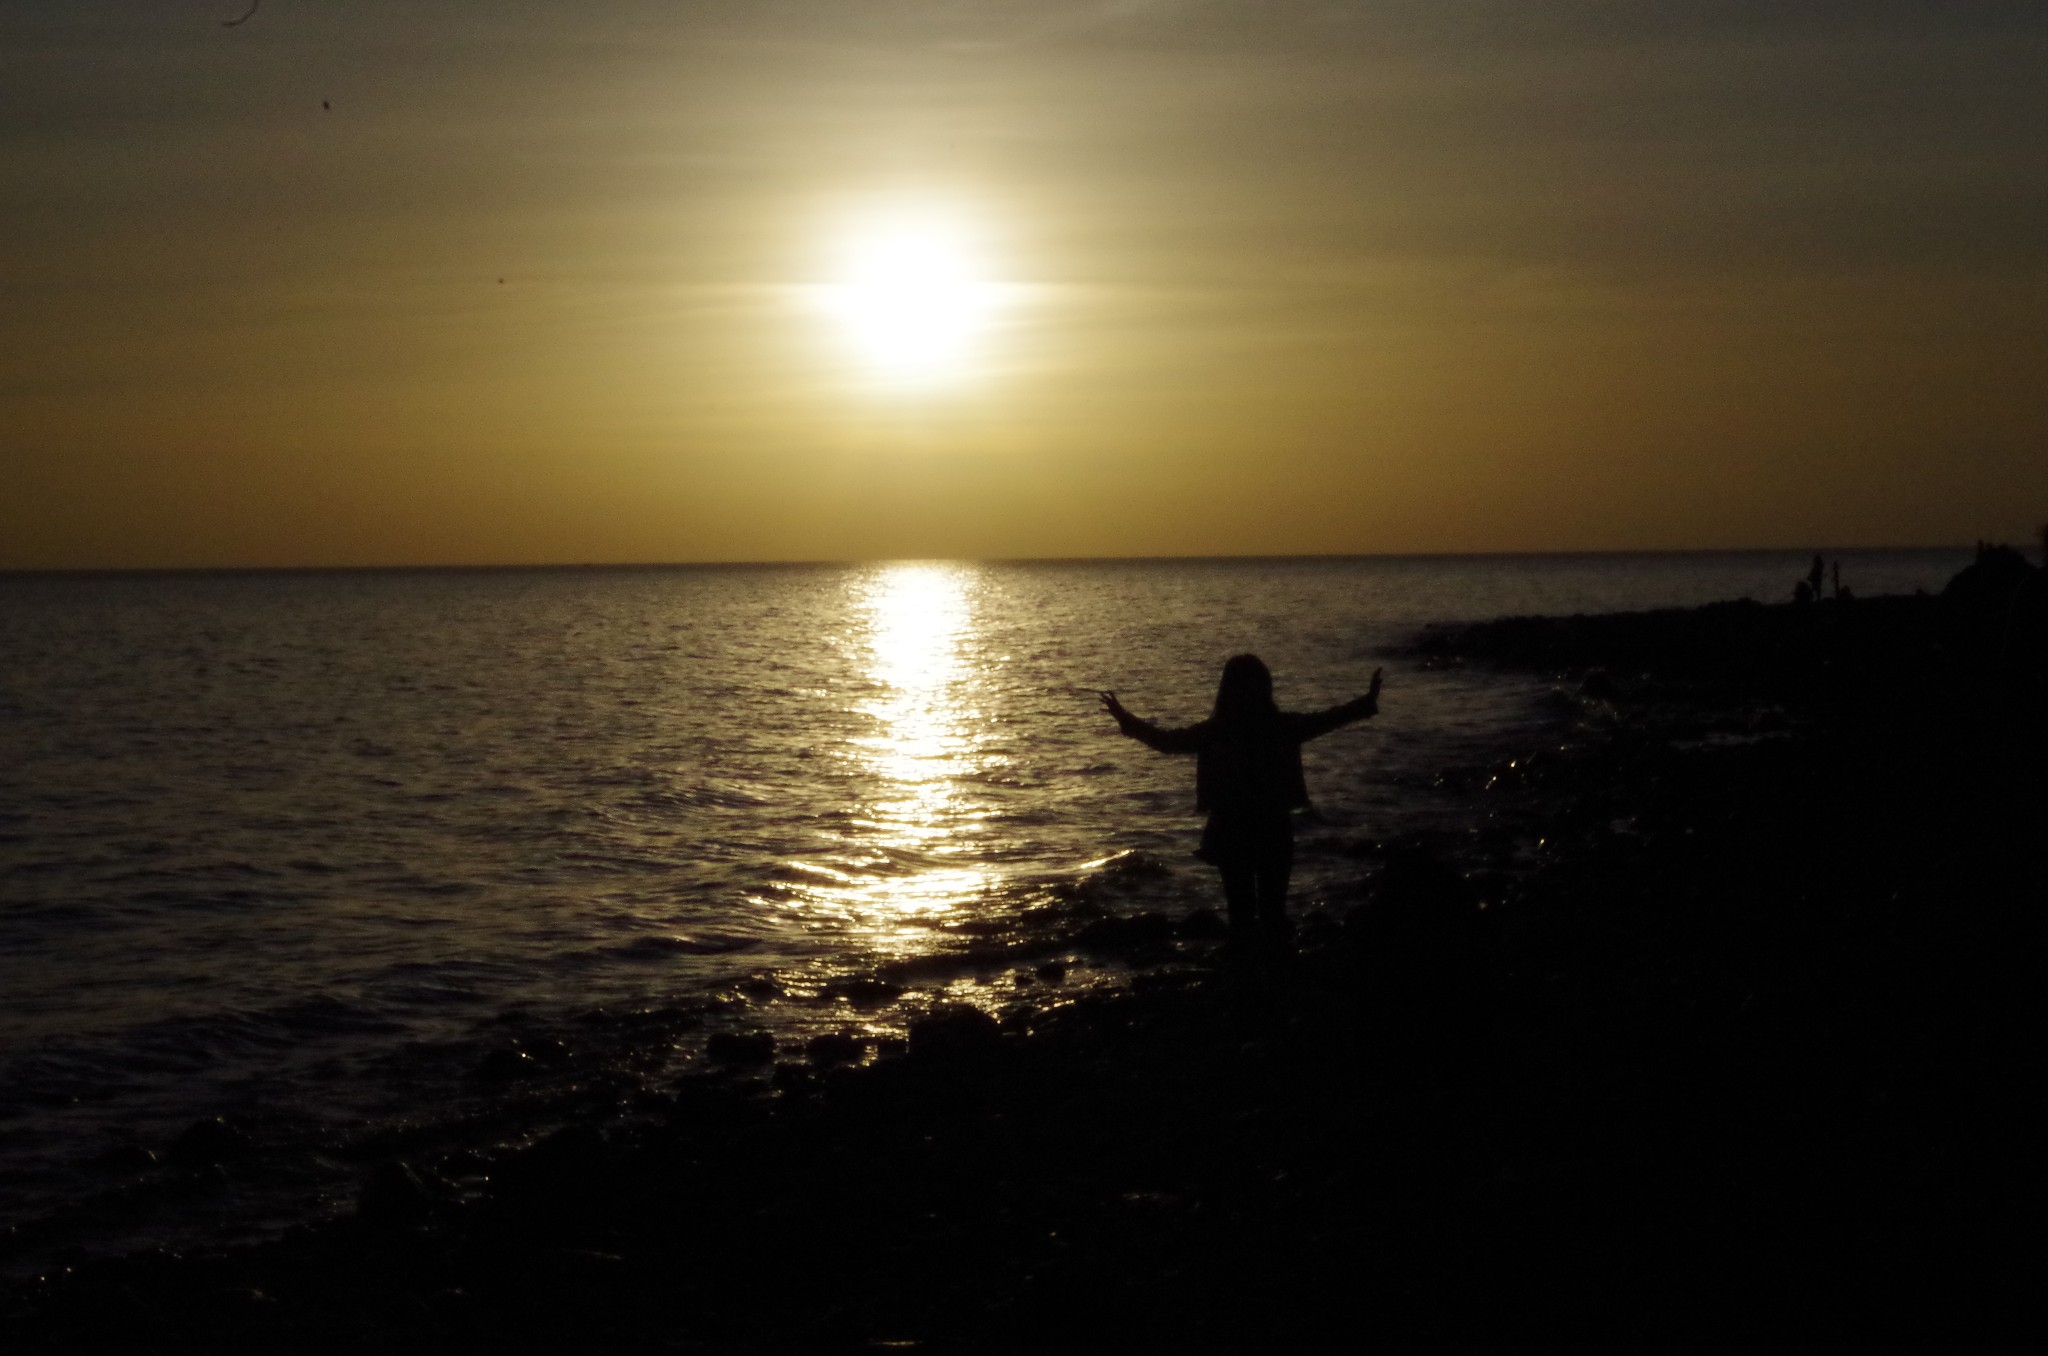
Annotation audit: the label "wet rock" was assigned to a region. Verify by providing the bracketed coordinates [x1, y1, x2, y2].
[1174, 909, 1227, 940]
[529, 1124, 607, 1169]
[436, 1147, 494, 1182]
[671, 1071, 726, 1106]
[771, 1062, 818, 1094]
[831, 976, 905, 1009]
[89, 1143, 158, 1174]
[526, 1036, 574, 1065]
[493, 1125, 613, 1221]
[476, 1047, 538, 1082]
[706, 1030, 776, 1066]
[357, 1160, 441, 1228]
[168, 1116, 255, 1168]
[1131, 969, 1202, 997]
[908, 1005, 1003, 1061]
[1581, 669, 1624, 702]
[1072, 911, 1174, 959]
[475, 1035, 572, 1083]
[600, 1004, 704, 1034]
[876, 953, 974, 984]
[1751, 706, 1793, 734]
[1366, 843, 1480, 918]
[518, 1246, 624, 1283]
[1034, 960, 1068, 983]
[1296, 910, 1341, 947]
[1943, 541, 2035, 609]
[806, 1031, 868, 1068]
[667, 1075, 756, 1134]
[1347, 845, 1486, 1015]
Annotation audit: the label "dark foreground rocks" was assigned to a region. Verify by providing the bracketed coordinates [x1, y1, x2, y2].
[6, 583, 2044, 1353]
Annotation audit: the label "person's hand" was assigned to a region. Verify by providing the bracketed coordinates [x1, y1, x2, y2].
[1099, 690, 1133, 731]
[1366, 667, 1383, 710]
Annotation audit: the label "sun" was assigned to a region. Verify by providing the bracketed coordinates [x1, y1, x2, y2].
[818, 209, 1003, 384]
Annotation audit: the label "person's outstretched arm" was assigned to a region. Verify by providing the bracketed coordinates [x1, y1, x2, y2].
[1292, 668, 1384, 741]
[1100, 691, 1204, 754]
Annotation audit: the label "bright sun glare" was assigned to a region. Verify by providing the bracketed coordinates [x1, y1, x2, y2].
[820, 210, 1004, 384]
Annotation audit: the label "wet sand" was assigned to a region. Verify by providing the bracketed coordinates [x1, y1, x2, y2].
[7, 583, 2043, 1352]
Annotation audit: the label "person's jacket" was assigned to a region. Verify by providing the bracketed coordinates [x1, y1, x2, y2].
[1115, 694, 1377, 818]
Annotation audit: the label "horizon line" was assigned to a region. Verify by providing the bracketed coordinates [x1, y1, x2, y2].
[0, 543, 1981, 580]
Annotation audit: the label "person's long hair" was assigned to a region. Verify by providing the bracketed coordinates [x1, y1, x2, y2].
[1211, 653, 1278, 725]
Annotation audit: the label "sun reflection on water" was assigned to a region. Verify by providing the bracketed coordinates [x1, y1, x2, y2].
[786, 562, 998, 944]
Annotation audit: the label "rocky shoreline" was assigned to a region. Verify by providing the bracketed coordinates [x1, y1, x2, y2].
[7, 568, 2043, 1352]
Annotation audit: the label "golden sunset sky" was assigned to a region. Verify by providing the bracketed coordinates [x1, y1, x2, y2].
[5, 1, 2044, 568]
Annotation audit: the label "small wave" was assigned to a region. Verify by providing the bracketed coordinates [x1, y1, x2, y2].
[1078, 849, 1172, 881]
[595, 934, 755, 961]
[0, 899, 97, 930]
[114, 857, 282, 881]
[685, 781, 775, 809]
[969, 769, 1046, 789]
[767, 859, 856, 885]
[364, 958, 521, 1008]
[864, 843, 953, 874]
[381, 878, 477, 897]
[123, 886, 289, 911]
[268, 994, 408, 1038]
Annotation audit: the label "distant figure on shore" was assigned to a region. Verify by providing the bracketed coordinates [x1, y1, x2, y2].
[1100, 656, 1383, 943]
[1795, 553, 1830, 606]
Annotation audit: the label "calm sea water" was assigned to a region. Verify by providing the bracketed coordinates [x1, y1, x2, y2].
[0, 550, 1965, 1269]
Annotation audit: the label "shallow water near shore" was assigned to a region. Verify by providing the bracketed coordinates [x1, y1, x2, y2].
[0, 549, 1966, 1271]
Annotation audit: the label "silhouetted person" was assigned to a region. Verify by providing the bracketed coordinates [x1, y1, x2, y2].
[1101, 655, 1382, 942]
[1808, 554, 1827, 602]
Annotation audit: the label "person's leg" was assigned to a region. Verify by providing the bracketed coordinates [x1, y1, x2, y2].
[1217, 862, 1257, 933]
[1204, 817, 1259, 935]
[1254, 831, 1295, 937]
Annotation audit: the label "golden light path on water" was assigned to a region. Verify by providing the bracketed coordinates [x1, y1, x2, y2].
[786, 562, 1001, 947]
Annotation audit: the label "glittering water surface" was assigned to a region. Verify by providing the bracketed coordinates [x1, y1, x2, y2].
[0, 550, 1965, 1266]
